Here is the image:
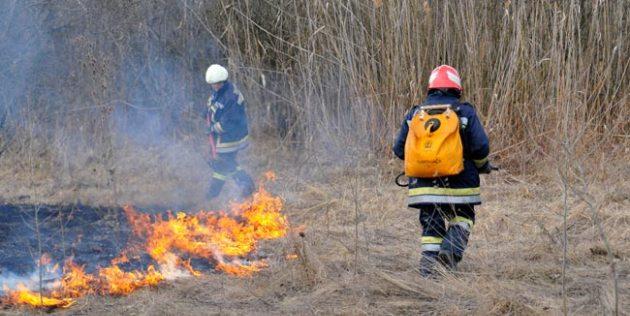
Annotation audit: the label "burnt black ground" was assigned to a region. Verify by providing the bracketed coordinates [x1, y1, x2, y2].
[0, 204, 133, 276]
[0, 204, 218, 286]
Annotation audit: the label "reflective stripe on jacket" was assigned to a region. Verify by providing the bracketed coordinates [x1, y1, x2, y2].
[215, 135, 249, 153]
[393, 90, 490, 206]
[208, 81, 249, 153]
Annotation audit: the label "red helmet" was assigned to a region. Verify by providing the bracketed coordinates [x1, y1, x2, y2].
[428, 65, 462, 91]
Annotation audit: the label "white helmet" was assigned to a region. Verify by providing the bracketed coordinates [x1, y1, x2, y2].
[205, 64, 228, 84]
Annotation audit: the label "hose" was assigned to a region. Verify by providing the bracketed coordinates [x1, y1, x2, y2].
[395, 172, 408, 187]
[396, 163, 500, 186]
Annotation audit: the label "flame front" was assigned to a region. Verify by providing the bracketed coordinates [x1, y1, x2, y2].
[4, 284, 75, 309]
[98, 264, 164, 295]
[1, 174, 290, 309]
[124, 184, 287, 276]
[55, 261, 94, 298]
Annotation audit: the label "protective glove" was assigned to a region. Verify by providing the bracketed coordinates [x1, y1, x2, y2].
[211, 122, 223, 133]
[478, 162, 499, 174]
[205, 125, 214, 135]
[206, 122, 222, 135]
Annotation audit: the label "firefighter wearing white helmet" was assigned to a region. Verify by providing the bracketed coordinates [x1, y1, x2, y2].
[205, 64, 229, 84]
[204, 64, 254, 200]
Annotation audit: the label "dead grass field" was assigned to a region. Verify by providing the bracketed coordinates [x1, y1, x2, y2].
[0, 139, 627, 315]
[0, 2, 627, 314]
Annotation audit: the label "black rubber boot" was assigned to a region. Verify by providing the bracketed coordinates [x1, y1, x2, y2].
[207, 178, 226, 200]
[437, 250, 458, 270]
[419, 251, 439, 277]
[438, 225, 470, 270]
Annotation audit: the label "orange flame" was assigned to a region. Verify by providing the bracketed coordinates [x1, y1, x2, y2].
[121, 183, 287, 278]
[216, 259, 268, 276]
[2, 172, 292, 309]
[4, 284, 75, 309]
[55, 261, 94, 298]
[98, 265, 163, 296]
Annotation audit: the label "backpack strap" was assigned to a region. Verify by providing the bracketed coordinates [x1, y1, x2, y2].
[450, 101, 469, 130]
[406, 106, 420, 126]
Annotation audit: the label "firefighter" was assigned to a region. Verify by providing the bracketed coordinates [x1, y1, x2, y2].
[393, 65, 492, 276]
[205, 64, 255, 200]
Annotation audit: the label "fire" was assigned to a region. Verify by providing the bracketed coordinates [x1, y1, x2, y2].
[55, 261, 94, 298]
[121, 184, 287, 277]
[216, 259, 268, 276]
[4, 284, 75, 309]
[1, 173, 293, 309]
[98, 265, 163, 295]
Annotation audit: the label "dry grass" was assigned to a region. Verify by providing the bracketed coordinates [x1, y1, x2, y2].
[1, 139, 627, 315]
[221, 0, 629, 165]
[1, 1, 628, 315]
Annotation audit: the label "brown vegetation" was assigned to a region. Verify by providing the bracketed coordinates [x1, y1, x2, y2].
[0, 0, 628, 315]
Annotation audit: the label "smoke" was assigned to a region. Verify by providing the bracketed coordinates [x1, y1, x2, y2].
[0, 267, 62, 296]
[0, 1, 47, 150]
[0, 0, 370, 211]
[0, 1, 237, 208]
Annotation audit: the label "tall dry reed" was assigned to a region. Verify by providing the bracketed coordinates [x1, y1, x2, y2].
[218, 0, 628, 168]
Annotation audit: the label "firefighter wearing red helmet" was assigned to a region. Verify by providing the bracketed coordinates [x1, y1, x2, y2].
[428, 65, 463, 91]
[393, 65, 493, 276]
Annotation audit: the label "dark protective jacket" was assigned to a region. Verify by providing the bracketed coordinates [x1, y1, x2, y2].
[393, 90, 490, 206]
[207, 81, 249, 153]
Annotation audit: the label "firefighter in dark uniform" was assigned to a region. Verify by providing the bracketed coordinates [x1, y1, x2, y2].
[205, 64, 255, 199]
[393, 65, 493, 276]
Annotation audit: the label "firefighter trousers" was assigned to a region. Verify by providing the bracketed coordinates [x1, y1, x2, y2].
[417, 204, 475, 263]
[208, 152, 255, 199]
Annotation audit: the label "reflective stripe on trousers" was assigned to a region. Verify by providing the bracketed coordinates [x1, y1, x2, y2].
[212, 166, 245, 181]
[421, 236, 443, 252]
[450, 216, 473, 231]
[408, 187, 481, 204]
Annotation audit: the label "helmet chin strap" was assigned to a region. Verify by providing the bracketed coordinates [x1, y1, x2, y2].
[211, 82, 226, 91]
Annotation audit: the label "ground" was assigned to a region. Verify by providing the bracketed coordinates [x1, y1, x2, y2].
[0, 140, 628, 315]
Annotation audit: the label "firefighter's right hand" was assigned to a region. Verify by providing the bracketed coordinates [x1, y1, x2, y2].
[478, 162, 499, 174]
[207, 122, 223, 134]
[205, 125, 214, 135]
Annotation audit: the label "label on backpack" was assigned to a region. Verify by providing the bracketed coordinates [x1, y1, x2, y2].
[404, 105, 464, 178]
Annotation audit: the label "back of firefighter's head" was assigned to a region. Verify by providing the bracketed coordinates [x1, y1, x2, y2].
[206, 64, 229, 91]
[427, 65, 462, 98]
